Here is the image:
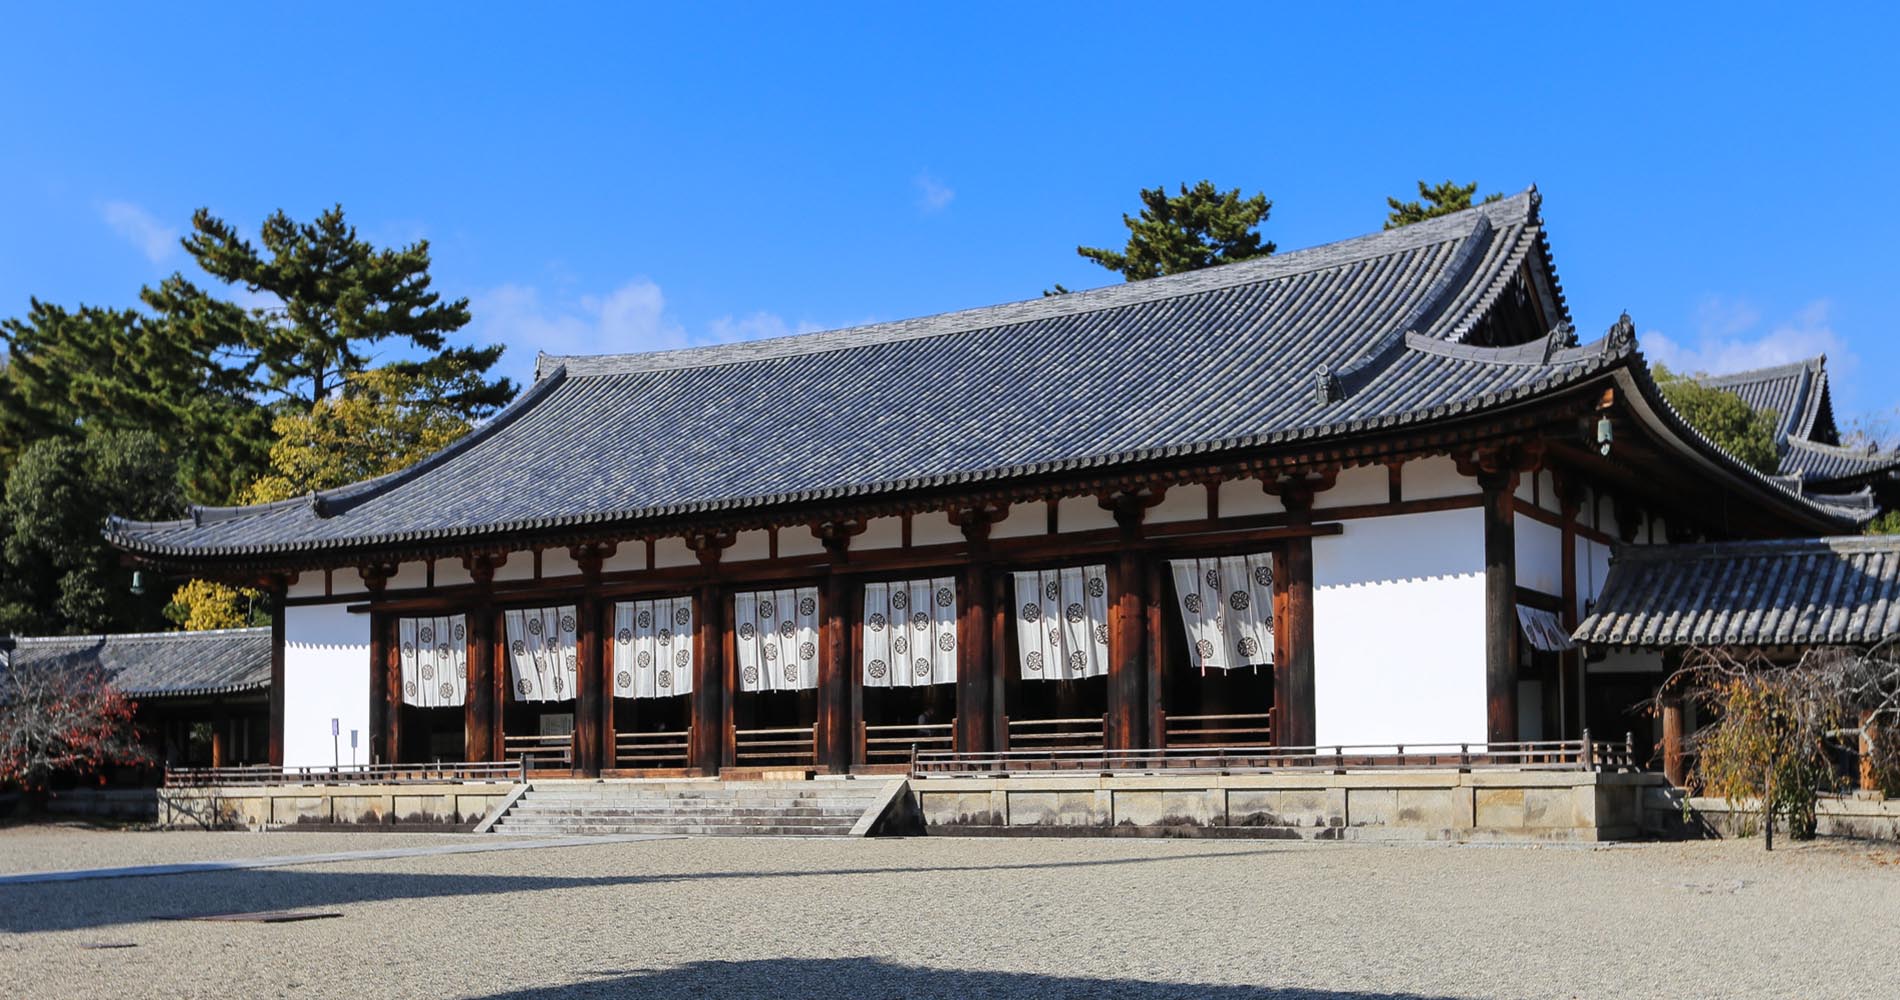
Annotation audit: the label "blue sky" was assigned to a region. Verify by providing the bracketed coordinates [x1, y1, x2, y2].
[3, 4, 1896, 431]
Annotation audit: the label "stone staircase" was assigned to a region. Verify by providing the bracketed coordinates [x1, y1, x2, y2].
[485, 779, 899, 837]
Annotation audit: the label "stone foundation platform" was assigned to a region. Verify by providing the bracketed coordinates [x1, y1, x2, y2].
[159, 781, 520, 830]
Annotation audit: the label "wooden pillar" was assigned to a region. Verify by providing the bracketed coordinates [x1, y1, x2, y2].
[263, 575, 290, 767]
[1145, 562, 1166, 749]
[815, 520, 863, 773]
[1479, 468, 1520, 746]
[949, 506, 1002, 755]
[1661, 696, 1686, 787]
[686, 532, 733, 774]
[464, 555, 498, 762]
[356, 563, 395, 764]
[1862, 710, 1881, 792]
[572, 542, 614, 777]
[1099, 490, 1157, 750]
[210, 720, 227, 769]
[990, 572, 1010, 749]
[1276, 483, 1320, 749]
[1557, 479, 1581, 739]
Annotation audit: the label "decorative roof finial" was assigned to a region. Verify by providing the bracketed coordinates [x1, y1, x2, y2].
[1313, 365, 1341, 405]
[1604, 312, 1636, 356]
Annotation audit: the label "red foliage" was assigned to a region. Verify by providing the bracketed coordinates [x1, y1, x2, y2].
[0, 661, 150, 791]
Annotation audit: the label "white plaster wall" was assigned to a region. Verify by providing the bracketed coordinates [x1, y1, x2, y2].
[1401, 455, 1476, 500]
[493, 550, 535, 581]
[1577, 536, 1613, 619]
[1312, 508, 1487, 746]
[1057, 496, 1115, 533]
[283, 604, 371, 769]
[726, 529, 771, 563]
[778, 526, 825, 558]
[1515, 516, 1564, 598]
[329, 570, 367, 597]
[990, 502, 1047, 539]
[287, 574, 328, 601]
[1218, 480, 1283, 517]
[536, 547, 578, 578]
[434, 558, 474, 588]
[1146, 484, 1205, 524]
[856, 516, 904, 550]
[912, 511, 961, 547]
[602, 545, 647, 574]
[1321, 464, 1387, 508]
[652, 537, 695, 568]
[386, 560, 428, 591]
[1535, 469, 1562, 515]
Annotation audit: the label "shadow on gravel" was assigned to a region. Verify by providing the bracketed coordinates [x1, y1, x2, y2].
[466, 958, 1463, 999]
[0, 845, 1296, 933]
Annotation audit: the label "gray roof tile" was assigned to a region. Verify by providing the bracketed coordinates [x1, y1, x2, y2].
[2, 628, 271, 699]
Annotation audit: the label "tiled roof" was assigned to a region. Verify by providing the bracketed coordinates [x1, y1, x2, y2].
[1573, 536, 1900, 648]
[1695, 358, 1835, 443]
[1, 628, 271, 699]
[1781, 436, 1900, 484]
[104, 191, 1856, 561]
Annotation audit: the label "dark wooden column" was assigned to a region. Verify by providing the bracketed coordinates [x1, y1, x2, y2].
[1556, 475, 1582, 739]
[948, 505, 1003, 755]
[358, 564, 396, 763]
[1660, 696, 1686, 787]
[266, 578, 288, 767]
[686, 531, 733, 774]
[1099, 490, 1160, 750]
[1473, 460, 1521, 747]
[1145, 562, 1166, 749]
[814, 519, 863, 773]
[571, 542, 615, 777]
[463, 554, 498, 763]
[1263, 477, 1325, 750]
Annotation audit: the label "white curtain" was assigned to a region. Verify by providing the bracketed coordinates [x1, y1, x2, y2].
[733, 587, 820, 692]
[504, 605, 579, 702]
[1169, 553, 1275, 673]
[862, 577, 957, 687]
[398, 614, 467, 708]
[613, 596, 695, 698]
[1011, 565, 1110, 681]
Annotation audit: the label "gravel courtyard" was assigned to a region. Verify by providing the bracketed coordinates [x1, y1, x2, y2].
[1, 827, 1895, 1000]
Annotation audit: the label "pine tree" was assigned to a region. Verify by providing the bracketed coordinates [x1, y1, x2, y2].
[1076, 181, 1274, 281]
[181, 204, 514, 418]
[1384, 179, 1503, 229]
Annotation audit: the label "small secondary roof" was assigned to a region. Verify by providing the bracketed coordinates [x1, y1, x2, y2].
[0, 628, 271, 699]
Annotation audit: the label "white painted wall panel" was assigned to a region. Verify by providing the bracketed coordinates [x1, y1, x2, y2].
[1321, 464, 1387, 507]
[990, 502, 1047, 539]
[541, 547, 582, 578]
[1312, 508, 1486, 746]
[856, 516, 903, 550]
[283, 604, 370, 769]
[1146, 484, 1205, 524]
[778, 526, 825, 558]
[1218, 480, 1283, 517]
[287, 574, 327, 600]
[652, 538, 695, 568]
[1057, 496, 1115, 533]
[1515, 516, 1563, 598]
[912, 511, 962, 546]
[726, 529, 771, 563]
[434, 558, 474, 588]
[493, 551, 534, 581]
[386, 561, 428, 591]
[1401, 455, 1476, 500]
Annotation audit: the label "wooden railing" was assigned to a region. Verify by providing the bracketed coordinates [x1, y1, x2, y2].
[1162, 712, 1273, 748]
[914, 734, 1643, 777]
[615, 729, 691, 769]
[504, 733, 573, 771]
[165, 761, 523, 787]
[1002, 715, 1106, 752]
[860, 720, 954, 764]
[732, 724, 817, 768]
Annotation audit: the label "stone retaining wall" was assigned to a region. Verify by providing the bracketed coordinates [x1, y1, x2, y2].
[158, 782, 520, 830]
[913, 770, 1664, 841]
[1641, 787, 1900, 842]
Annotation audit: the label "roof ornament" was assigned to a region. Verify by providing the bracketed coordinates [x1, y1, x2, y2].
[308, 492, 331, 519]
[1603, 312, 1636, 357]
[1540, 322, 1576, 363]
[1313, 365, 1341, 405]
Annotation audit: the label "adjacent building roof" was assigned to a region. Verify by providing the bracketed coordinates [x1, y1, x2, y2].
[1573, 536, 1900, 648]
[1693, 358, 1900, 491]
[104, 190, 1858, 564]
[0, 628, 272, 699]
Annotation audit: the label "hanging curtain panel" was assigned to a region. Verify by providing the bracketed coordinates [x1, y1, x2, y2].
[613, 597, 695, 698]
[1168, 553, 1275, 673]
[862, 577, 958, 687]
[398, 614, 467, 708]
[503, 605, 579, 702]
[1011, 565, 1110, 682]
[733, 587, 820, 692]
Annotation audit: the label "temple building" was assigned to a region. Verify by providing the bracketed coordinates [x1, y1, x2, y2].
[1693, 358, 1900, 514]
[105, 190, 1867, 777]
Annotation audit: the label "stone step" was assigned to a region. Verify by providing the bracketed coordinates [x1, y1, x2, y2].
[492, 821, 853, 837]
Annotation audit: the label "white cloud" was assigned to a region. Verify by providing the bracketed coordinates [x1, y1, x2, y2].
[99, 200, 179, 264]
[472, 277, 825, 383]
[914, 172, 955, 213]
[1642, 297, 1853, 378]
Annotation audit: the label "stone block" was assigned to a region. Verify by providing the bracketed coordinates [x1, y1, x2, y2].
[1474, 787, 1526, 828]
[1346, 788, 1398, 827]
[1522, 787, 1579, 829]
[271, 796, 329, 825]
[392, 794, 454, 823]
[1226, 788, 1337, 828]
[1114, 789, 1220, 828]
[1395, 787, 1470, 829]
[1007, 790, 1107, 827]
[331, 795, 389, 825]
[919, 791, 1003, 827]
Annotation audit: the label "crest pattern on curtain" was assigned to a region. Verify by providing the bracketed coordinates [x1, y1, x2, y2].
[733, 587, 820, 692]
[398, 614, 467, 708]
[1168, 553, 1275, 672]
[612, 597, 695, 698]
[862, 577, 957, 687]
[504, 605, 579, 702]
[1011, 565, 1110, 681]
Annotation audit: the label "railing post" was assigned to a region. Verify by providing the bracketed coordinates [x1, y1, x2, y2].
[1334, 745, 1344, 773]
[1460, 743, 1470, 772]
[1581, 729, 1594, 771]
[909, 742, 918, 775]
[519, 753, 528, 783]
[1624, 731, 1634, 772]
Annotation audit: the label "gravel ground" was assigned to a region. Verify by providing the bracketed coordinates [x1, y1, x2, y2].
[1, 830, 1895, 1000]
[0, 825, 469, 876]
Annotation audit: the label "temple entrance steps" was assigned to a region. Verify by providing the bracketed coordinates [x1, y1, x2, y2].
[483, 778, 908, 837]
